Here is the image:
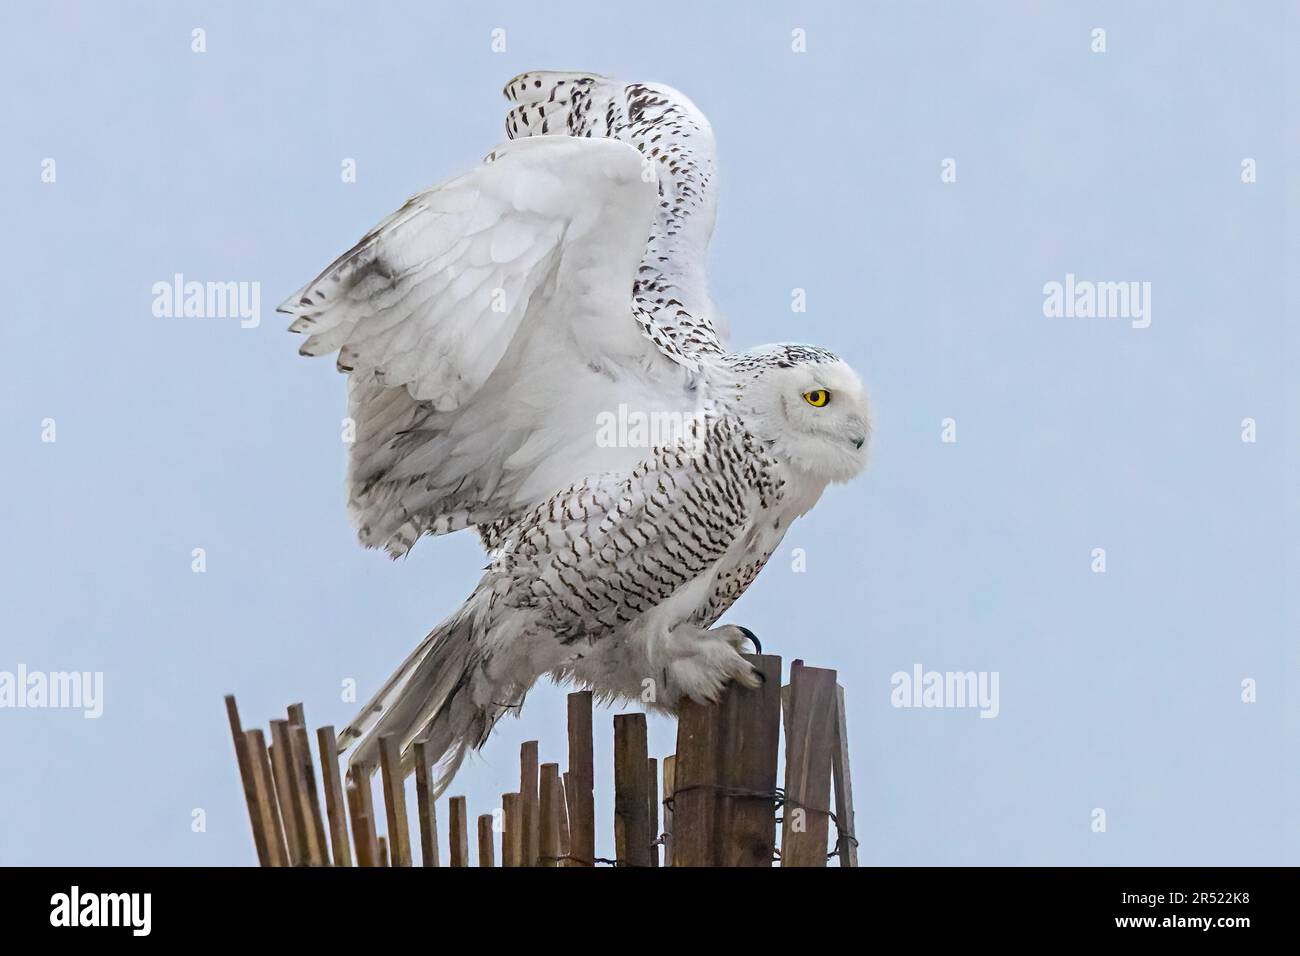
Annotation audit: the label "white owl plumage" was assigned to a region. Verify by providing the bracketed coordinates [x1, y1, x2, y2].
[279, 72, 871, 792]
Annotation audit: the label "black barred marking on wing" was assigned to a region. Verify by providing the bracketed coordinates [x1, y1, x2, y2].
[503, 71, 724, 365]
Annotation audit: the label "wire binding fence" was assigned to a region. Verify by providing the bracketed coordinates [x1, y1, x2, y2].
[225, 654, 857, 867]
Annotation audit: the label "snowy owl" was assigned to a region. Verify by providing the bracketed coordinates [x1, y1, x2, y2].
[279, 72, 871, 791]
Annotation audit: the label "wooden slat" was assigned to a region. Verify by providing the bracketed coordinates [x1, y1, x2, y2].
[538, 763, 562, 866]
[244, 729, 288, 866]
[566, 691, 595, 866]
[672, 654, 782, 866]
[448, 796, 469, 867]
[519, 740, 539, 867]
[670, 694, 722, 866]
[359, 768, 382, 865]
[717, 654, 782, 867]
[613, 713, 652, 867]
[346, 776, 379, 867]
[377, 735, 413, 867]
[269, 721, 306, 865]
[558, 772, 572, 860]
[830, 684, 859, 867]
[477, 814, 495, 867]
[224, 696, 271, 865]
[646, 757, 660, 867]
[316, 727, 352, 867]
[376, 835, 389, 866]
[502, 793, 523, 867]
[780, 661, 838, 867]
[289, 722, 327, 865]
[288, 704, 329, 861]
[412, 739, 440, 867]
[661, 755, 676, 867]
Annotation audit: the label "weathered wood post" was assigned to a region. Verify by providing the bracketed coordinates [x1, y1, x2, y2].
[566, 691, 596, 866]
[613, 713, 652, 866]
[346, 775, 379, 867]
[780, 661, 838, 867]
[448, 795, 470, 866]
[288, 704, 329, 862]
[672, 654, 782, 865]
[269, 721, 306, 865]
[520, 741, 540, 866]
[244, 727, 289, 866]
[477, 813, 495, 867]
[830, 684, 859, 866]
[717, 654, 782, 866]
[318, 727, 353, 867]
[412, 739, 440, 867]
[502, 792, 523, 866]
[377, 735, 413, 867]
[224, 696, 272, 866]
[539, 762, 563, 866]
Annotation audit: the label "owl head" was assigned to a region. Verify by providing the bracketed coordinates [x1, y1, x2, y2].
[726, 344, 871, 484]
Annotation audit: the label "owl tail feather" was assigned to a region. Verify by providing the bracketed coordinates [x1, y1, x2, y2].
[337, 597, 500, 798]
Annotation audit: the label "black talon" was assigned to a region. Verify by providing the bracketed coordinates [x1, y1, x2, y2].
[736, 626, 762, 654]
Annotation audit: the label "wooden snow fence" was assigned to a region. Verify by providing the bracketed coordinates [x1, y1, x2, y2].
[225, 655, 858, 867]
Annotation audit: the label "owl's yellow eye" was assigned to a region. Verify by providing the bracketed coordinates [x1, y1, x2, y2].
[802, 389, 830, 408]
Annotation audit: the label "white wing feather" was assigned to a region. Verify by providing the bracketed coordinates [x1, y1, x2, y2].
[284, 137, 654, 408]
[281, 136, 700, 555]
[503, 71, 728, 353]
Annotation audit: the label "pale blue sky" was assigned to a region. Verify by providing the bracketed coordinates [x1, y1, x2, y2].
[1, 0, 1294, 865]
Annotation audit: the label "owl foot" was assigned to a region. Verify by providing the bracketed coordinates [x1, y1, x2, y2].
[665, 625, 764, 704]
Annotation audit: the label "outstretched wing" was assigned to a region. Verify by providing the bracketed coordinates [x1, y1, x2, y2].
[503, 71, 727, 358]
[280, 136, 700, 556]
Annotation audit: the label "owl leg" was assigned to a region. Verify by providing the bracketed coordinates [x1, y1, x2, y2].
[661, 623, 763, 706]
